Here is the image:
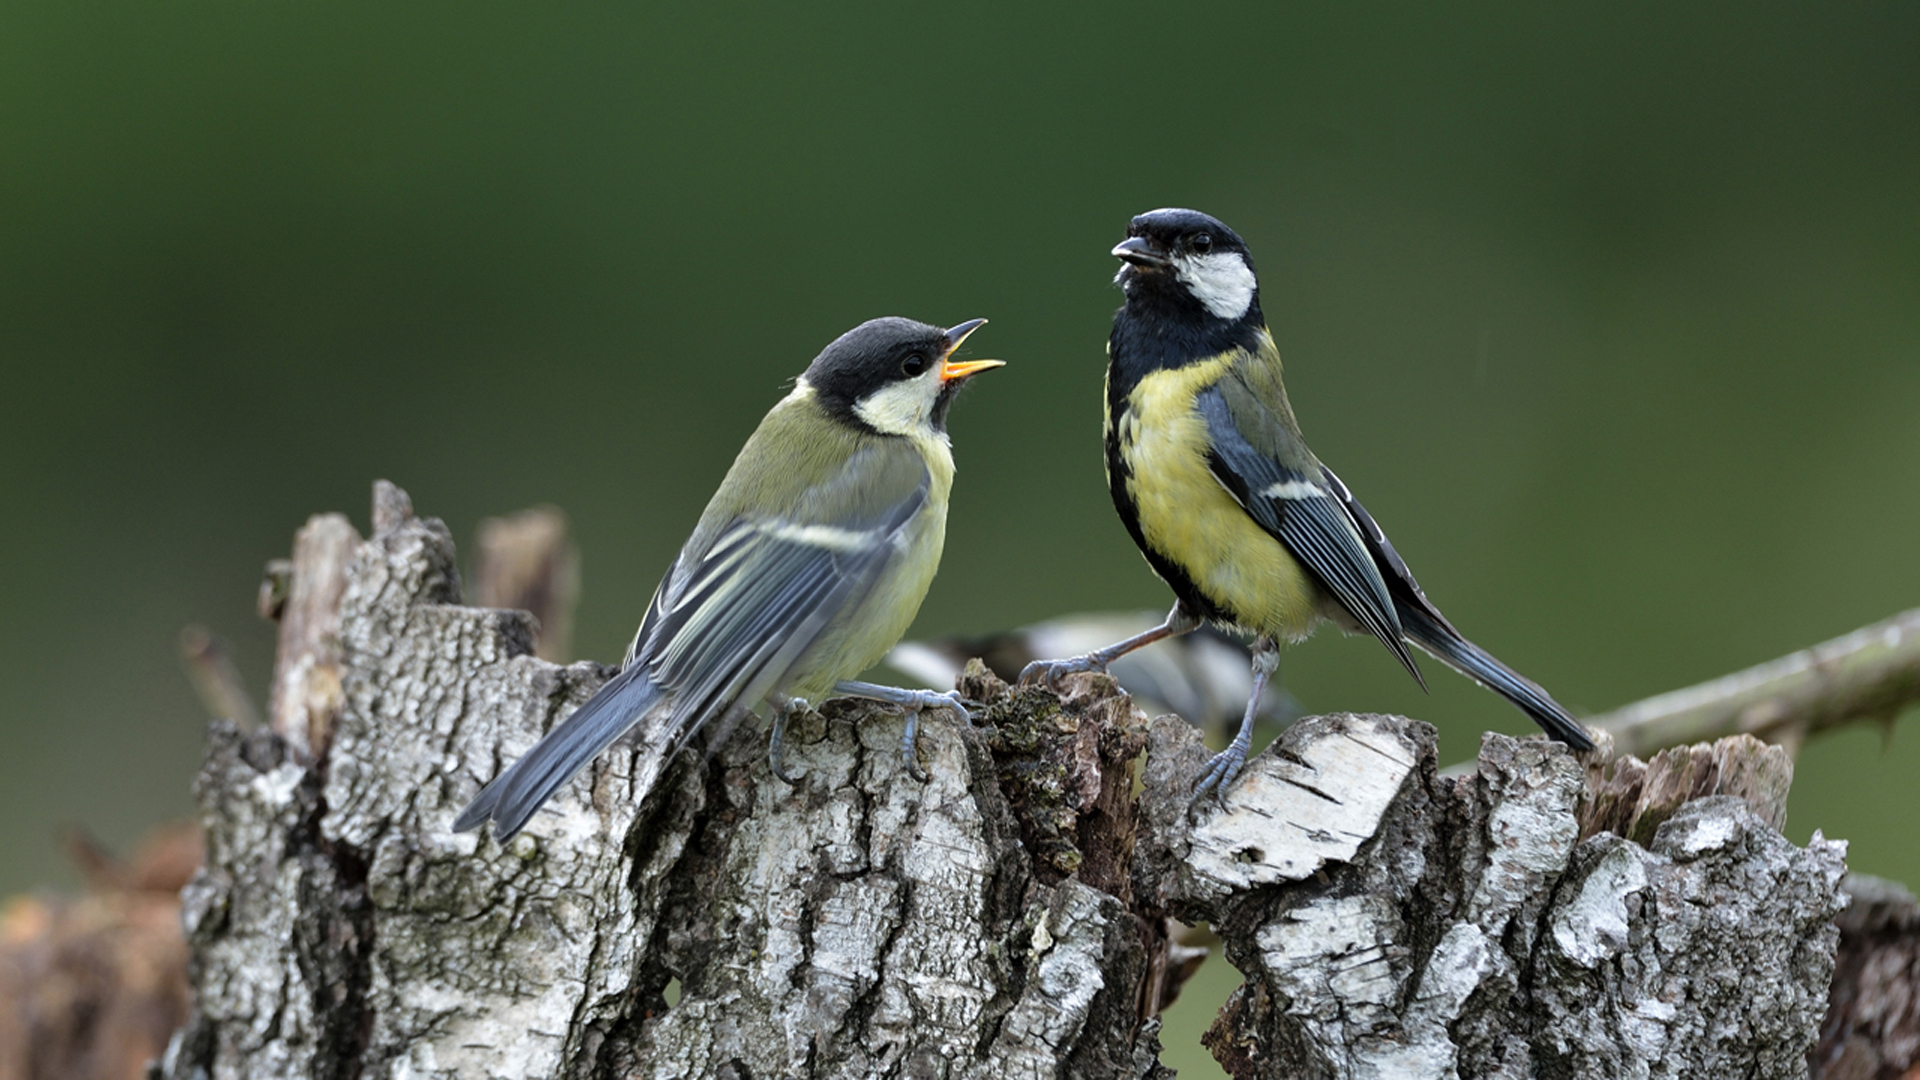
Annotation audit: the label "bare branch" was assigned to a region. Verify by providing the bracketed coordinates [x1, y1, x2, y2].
[178, 626, 261, 729]
[1592, 607, 1920, 760]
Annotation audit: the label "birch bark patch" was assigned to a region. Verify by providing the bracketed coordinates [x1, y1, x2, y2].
[1551, 840, 1649, 968]
[1186, 714, 1418, 896]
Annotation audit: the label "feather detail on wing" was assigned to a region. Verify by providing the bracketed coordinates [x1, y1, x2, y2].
[631, 447, 932, 759]
[452, 663, 665, 838]
[459, 439, 933, 840]
[1194, 384, 1422, 682]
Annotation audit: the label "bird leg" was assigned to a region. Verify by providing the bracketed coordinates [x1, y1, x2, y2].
[832, 681, 976, 782]
[898, 708, 927, 783]
[767, 695, 807, 784]
[1193, 635, 1278, 802]
[1018, 602, 1202, 688]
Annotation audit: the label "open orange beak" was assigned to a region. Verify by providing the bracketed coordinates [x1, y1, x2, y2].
[938, 318, 1003, 382]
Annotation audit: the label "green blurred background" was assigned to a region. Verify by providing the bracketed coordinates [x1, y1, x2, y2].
[2, 3, 1916, 1073]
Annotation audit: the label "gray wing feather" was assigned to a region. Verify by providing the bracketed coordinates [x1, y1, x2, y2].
[452, 663, 665, 839]
[464, 441, 936, 837]
[1195, 386, 1420, 681]
[637, 462, 930, 757]
[460, 441, 931, 840]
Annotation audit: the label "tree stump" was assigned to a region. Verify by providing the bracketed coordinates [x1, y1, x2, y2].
[155, 483, 1852, 1079]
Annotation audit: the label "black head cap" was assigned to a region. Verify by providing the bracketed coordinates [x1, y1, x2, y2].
[804, 317, 994, 434]
[1117, 208, 1253, 268]
[1112, 208, 1262, 327]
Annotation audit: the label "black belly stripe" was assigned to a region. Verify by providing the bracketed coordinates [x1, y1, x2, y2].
[1105, 411, 1236, 626]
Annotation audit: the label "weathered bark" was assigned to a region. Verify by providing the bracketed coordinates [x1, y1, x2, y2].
[1814, 875, 1920, 1080]
[157, 483, 1858, 1079]
[1577, 729, 1795, 845]
[261, 511, 358, 758]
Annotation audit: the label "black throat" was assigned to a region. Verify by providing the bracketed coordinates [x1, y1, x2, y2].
[1100, 272, 1268, 626]
[1105, 272, 1266, 409]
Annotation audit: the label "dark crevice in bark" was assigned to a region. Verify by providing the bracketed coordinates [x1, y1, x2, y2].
[302, 825, 375, 1080]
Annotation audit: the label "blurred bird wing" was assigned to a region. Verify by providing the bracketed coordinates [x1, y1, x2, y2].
[633, 440, 931, 755]
[1196, 381, 1421, 682]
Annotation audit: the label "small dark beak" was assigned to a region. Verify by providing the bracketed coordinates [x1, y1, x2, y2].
[941, 318, 987, 353]
[938, 318, 1003, 383]
[1112, 235, 1171, 269]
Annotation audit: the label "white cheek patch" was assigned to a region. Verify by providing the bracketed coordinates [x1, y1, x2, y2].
[853, 376, 939, 436]
[1176, 252, 1258, 320]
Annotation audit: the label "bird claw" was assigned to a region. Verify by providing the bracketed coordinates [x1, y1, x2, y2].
[830, 682, 976, 783]
[901, 739, 930, 782]
[894, 689, 976, 782]
[1018, 654, 1108, 689]
[1193, 636, 1271, 808]
[1192, 743, 1250, 805]
[898, 687, 975, 721]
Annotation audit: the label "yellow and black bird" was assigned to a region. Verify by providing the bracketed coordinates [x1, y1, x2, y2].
[457, 317, 1003, 840]
[1024, 208, 1592, 796]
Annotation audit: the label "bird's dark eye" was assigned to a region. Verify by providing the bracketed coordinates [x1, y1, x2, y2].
[1191, 233, 1214, 254]
[901, 353, 931, 377]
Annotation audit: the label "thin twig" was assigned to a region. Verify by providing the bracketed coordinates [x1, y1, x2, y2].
[178, 625, 261, 729]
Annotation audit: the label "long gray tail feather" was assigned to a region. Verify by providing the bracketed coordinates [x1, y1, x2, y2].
[1398, 604, 1594, 751]
[453, 664, 665, 840]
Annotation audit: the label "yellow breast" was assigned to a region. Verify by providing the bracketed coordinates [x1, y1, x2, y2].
[788, 432, 954, 699]
[1121, 358, 1321, 640]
